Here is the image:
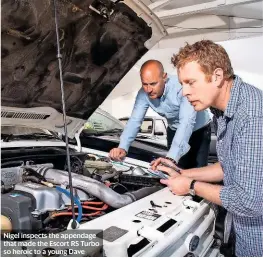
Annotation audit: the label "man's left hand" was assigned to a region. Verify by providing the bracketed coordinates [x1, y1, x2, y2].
[160, 176, 192, 195]
[150, 157, 177, 170]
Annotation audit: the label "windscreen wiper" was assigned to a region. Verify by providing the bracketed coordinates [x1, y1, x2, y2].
[82, 128, 123, 136]
[99, 128, 123, 134]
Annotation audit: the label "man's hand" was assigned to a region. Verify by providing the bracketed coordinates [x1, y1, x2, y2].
[150, 157, 176, 170]
[160, 176, 192, 196]
[150, 157, 181, 177]
[109, 148, 127, 161]
[155, 165, 181, 178]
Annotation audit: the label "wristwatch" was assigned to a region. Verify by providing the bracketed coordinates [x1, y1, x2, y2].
[189, 180, 197, 196]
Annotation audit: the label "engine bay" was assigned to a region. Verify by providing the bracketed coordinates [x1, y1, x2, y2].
[1, 146, 163, 235]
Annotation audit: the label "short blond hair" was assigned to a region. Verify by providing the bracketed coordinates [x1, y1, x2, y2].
[171, 40, 234, 81]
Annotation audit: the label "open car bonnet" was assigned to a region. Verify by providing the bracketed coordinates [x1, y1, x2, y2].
[1, 0, 166, 138]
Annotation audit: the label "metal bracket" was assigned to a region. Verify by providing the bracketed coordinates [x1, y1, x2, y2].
[89, 0, 117, 20]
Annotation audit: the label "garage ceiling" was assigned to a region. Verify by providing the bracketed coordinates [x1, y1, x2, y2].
[141, 0, 263, 48]
[100, 0, 262, 104]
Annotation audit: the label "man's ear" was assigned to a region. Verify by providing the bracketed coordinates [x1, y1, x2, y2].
[163, 72, 168, 81]
[212, 68, 224, 87]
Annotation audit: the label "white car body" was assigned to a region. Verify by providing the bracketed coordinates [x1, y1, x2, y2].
[1, 139, 221, 257]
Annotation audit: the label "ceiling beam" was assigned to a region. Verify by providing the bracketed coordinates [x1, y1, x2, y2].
[153, 27, 262, 49]
[165, 15, 263, 34]
[154, 0, 261, 20]
[148, 0, 172, 11]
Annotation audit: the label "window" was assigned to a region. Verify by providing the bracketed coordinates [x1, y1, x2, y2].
[120, 118, 153, 134]
[84, 111, 124, 132]
[140, 120, 153, 134]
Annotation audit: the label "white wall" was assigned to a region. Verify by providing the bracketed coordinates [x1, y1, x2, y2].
[100, 36, 263, 118]
[234, 70, 263, 91]
[219, 36, 263, 91]
[218, 36, 263, 76]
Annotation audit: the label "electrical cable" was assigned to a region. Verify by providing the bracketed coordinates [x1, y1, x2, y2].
[52, 0, 77, 229]
[82, 201, 104, 205]
[51, 211, 101, 218]
[67, 203, 109, 211]
[43, 211, 101, 224]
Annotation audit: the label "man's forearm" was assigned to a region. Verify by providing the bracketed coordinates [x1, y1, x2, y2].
[119, 89, 149, 152]
[194, 181, 223, 206]
[181, 162, 223, 183]
[168, 96, 197, 162]
[119, 129, 136, 152]
[168, 119, 195, 162]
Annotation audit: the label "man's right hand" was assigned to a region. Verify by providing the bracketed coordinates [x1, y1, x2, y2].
[109, 148, 127, 161]
[150, 157, 181, 178]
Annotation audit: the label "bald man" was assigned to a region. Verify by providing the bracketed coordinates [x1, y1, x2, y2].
[109, 60, 211, 169]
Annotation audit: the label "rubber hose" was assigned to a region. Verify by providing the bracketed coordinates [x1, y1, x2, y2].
[55, 186, 82, 223]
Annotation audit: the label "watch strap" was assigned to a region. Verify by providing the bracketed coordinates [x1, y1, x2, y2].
[190, 180, 197, 190]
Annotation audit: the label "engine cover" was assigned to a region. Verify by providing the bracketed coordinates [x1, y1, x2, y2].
[14, 182, 91, 211]
[14, 182, 64, 213]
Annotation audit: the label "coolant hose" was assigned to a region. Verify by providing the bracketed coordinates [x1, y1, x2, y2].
[55, 186, 82, 223]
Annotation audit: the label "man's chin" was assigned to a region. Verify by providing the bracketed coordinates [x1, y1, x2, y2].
[149, 95, 157, 99]
[194, 106, 201, 111]
[192, 103, 206, 111]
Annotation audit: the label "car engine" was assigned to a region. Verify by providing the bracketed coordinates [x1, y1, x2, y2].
[1, 147, 163, 234]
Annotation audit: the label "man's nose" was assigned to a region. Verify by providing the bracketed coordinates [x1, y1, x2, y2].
[182, 84, 190, 97]
[145, 86, 152, 93]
